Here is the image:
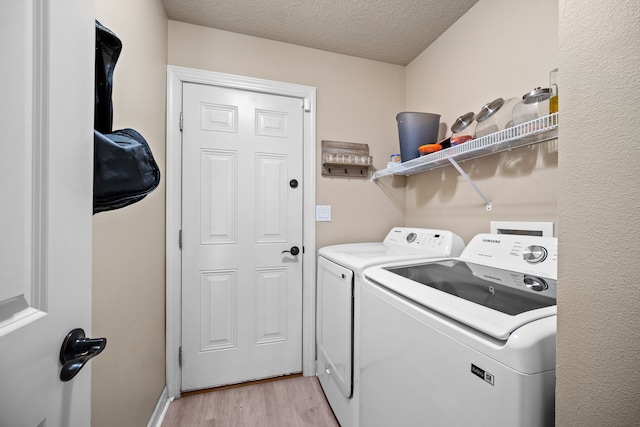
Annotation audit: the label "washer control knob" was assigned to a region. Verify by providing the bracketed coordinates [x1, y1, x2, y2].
[524, 275, 549, 292]
[523, 245, 548, 263]
[406, 232, 417, 243]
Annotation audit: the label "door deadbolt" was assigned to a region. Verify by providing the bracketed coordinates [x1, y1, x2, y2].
[289, 179, 298, 188]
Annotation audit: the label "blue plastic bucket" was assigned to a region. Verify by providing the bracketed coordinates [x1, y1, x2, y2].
[396, 112, 441, 162]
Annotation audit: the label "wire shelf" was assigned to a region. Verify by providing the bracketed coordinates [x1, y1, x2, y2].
[372, 113, 558, 180]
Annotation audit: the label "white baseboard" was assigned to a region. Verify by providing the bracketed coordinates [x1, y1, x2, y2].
[147, 386, 172, 427]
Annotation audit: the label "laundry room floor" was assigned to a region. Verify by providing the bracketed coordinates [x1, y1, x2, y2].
[161, 375, 339, 426]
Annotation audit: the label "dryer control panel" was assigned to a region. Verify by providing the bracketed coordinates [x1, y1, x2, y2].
[383, 227, 465, 256]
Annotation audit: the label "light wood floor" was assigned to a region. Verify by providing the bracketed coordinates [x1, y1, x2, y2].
[161, 376, 340, 427]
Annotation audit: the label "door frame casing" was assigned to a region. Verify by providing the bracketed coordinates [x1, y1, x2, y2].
[165, 66, 317, 398]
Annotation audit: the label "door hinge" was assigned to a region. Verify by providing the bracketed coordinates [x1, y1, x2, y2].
[178, 346, 182, 368]
[179, 112, 183, 132]
[303, 98, 311, 112]
[178, 229, 183, 249]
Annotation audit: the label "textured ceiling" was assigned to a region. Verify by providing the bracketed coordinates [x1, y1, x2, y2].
[162, 0, 479, 66]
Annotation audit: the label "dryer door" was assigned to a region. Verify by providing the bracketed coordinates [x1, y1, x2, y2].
[316, 256, 354, 398]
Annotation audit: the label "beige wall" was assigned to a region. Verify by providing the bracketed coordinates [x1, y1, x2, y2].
[557, 0, 640, 424]
[403, 0, 559, 242]
[92, 1, 168, 426]
[168, 21, 406, 248]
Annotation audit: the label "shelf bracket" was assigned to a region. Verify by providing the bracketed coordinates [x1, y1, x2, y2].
[447, 158, 492, 212]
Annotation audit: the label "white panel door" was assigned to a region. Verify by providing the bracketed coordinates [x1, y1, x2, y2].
[0, 0, 94, 426]
[181, 82, 304, 390]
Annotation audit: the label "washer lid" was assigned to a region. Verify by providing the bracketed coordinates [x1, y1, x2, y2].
[363, 259, 557, 340]
[318, 227, 465, 273]
[319, 242, 452, 274]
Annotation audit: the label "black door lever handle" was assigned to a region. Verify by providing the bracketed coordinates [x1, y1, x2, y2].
[281, 246, 300, 256]
[59, 328, 107, 382]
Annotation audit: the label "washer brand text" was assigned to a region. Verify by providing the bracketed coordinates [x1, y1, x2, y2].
[482, 239, 501, 244]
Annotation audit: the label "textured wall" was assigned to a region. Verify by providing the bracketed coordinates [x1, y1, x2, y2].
[403, 0, 559, 243]
[168, 22, 407, 249]
[557, 1, 640, 424]
[92, 1, 168, 426]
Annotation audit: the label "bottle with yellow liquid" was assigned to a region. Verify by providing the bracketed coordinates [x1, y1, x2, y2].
[549, 68, 559, 114]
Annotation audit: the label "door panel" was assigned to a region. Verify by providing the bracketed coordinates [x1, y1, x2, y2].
[200, 269, 238, 353]
[0, 0, 94, 425]
[255, 267, 289, 344]
[182, 83, 304, 390]
[0, 0, 39, 330]
[256, 154, 289, 242]
[200, 150, 237, 244]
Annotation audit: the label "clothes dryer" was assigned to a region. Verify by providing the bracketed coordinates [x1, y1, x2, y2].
[316, 228, 465, 427]
[360, 233, 558, 427]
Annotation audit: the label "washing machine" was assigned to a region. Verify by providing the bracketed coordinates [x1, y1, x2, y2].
[360, 233, 558, 427]
[316, 227, 465, 427]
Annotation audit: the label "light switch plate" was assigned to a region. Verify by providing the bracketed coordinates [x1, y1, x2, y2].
[316, 205, 331, 222]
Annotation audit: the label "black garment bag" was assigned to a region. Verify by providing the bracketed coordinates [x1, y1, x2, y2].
[95, 20, 121, 134]
[93, 129, 160, 214]
[93, 21, 160, 214]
